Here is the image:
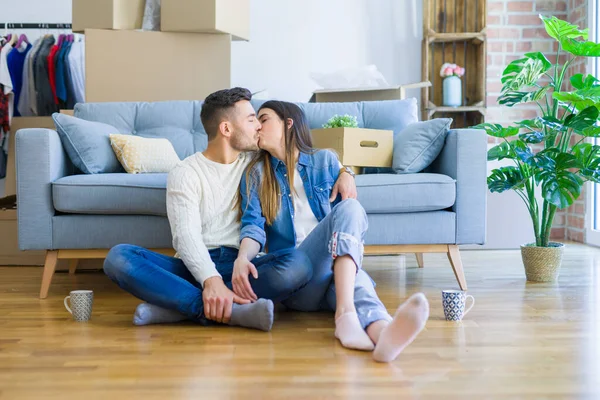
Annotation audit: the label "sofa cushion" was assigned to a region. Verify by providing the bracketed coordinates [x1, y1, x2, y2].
[393, 118, 452, 173]
[110, 134, 181, 174]
[52, 113, 125, 174]
[53, 173, 168, 216]
[356, 173, 456, 213]
[54, 171, 455, 216]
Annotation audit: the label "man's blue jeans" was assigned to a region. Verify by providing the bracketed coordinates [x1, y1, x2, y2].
[103, 244, 312, 325]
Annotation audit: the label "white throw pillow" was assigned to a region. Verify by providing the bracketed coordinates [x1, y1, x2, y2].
[109, 134, 180, 174]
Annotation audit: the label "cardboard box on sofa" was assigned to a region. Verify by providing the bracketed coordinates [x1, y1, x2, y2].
[161, 0, 250, 41]
[72, 0, 145, 32]
[310, 128, 393, 168]
[85, 29, 232, 102]
[309, 82, 431, 103]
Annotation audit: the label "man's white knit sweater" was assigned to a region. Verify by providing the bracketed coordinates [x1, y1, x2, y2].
[166, 152, 251, 286]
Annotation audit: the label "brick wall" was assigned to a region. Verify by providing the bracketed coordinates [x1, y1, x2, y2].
[486, 0, 589, 243]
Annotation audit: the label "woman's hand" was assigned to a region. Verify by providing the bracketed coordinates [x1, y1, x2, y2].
[330, 170, 357, 201]
[232, 257, 259, 302]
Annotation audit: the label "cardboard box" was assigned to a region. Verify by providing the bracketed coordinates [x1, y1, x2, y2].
[310, 82, 431, 103]
[72, 0, 145, 32]
[0, 207, 46, 265]
[5, 117, 56, 198]
[161, 0, 250, 41]
[310, 128, 393, 167]
[85, 29, 232, 102]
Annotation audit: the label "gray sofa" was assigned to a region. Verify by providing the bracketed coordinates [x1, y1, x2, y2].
[15, 98, 487, 298]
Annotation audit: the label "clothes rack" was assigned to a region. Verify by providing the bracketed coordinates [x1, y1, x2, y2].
[2, 23, 72, 30]
[0, 21, 85, 121]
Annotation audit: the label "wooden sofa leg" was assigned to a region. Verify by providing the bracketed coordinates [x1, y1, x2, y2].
[447, 245, 468, 290]
[68, 259, 79, 275]
[415, 253, 424, 268]
[40, 251, 59, 299]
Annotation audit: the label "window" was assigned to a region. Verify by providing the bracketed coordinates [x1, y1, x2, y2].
[586, 0, 600, 245]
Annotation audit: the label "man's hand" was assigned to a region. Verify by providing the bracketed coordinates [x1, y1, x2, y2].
[232, 257, 259, 302]
[202, 276, 250, 323]
[330, 170, 357, 201]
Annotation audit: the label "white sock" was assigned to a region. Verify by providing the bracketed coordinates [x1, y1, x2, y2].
[373, 293, 429, 363]
[335, 311, 375, 351]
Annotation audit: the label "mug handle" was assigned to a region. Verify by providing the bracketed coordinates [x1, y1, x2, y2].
[64, 295, 72, 314]
[463, 295, 475, 317]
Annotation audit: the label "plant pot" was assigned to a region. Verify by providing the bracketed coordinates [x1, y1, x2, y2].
[442, 76, 462, 107]
[520, 242, 565, 282]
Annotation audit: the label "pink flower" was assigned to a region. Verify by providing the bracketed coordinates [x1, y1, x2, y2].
[443, 67, 454, 76]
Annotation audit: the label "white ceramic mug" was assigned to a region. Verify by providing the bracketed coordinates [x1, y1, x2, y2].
[64, 290, 94, 322]
[442, 290, 474, 321]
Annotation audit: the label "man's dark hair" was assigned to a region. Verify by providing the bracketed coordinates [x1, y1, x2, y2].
[200, 87, 252, 140]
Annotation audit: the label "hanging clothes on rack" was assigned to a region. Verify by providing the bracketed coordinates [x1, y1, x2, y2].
[0, 23, 81, 179]
[0, 25, 85, 120]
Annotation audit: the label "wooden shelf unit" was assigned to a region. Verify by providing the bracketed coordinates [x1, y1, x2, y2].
[421, 0, 487, 129]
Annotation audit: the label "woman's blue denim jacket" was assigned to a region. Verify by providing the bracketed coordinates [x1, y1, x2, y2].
[240, 150, 341, 252]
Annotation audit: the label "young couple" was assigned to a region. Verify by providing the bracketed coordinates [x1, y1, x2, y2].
[104, 87, 429, 363]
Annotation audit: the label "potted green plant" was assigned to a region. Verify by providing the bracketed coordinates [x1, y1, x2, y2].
[474, 15, 600, 282]
[322, 114, 359, 128]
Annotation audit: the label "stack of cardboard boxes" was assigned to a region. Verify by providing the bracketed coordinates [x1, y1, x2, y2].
[73, 0, 249, 102]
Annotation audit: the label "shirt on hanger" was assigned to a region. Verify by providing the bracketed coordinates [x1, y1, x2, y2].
[27, 36, 44, 116]
[34, 36, 57, 116]
[0, 84, 9, 134]
[68, 40, 85, 104]
[0, 43, 14, 129]
[55, 40, 71, 106]
[63, 41, 76, 108]
[18, 37, 40, 117]
[47, 43, 59, 105]
[7, 42, 32, 117]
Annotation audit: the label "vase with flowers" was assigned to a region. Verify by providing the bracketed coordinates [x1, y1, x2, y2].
[440, 63, 465, 107]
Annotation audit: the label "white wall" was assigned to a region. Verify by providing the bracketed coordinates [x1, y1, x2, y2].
[0, 0, 422, 102]
[231, 0, 423, 101]
[0, 0, 72, 42]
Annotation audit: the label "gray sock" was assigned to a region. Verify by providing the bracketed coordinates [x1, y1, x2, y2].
[228, 299, 274, 332]
[133, 303, 188, 326]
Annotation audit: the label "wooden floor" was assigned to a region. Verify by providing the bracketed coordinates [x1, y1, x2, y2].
[1, 244, 600, 399]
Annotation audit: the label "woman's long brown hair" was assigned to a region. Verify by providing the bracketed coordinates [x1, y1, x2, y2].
[239, 101, 315, 225]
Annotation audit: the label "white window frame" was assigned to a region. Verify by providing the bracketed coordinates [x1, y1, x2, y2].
[585, 0, 600, 246]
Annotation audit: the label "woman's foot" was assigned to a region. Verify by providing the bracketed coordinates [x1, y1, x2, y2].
[335, 311, 375, 351]
[373, 293, 429, 363]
